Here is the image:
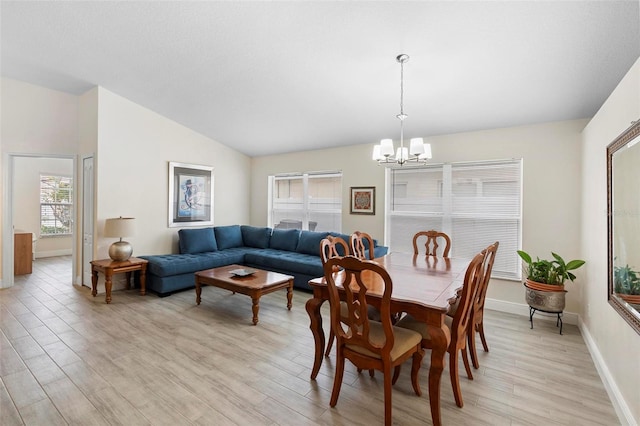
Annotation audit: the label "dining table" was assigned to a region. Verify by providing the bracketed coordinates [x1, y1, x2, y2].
[306, 252, 470, 426]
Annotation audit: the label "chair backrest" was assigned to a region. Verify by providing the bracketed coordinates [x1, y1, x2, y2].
[323, 256, 395, 358]
[449, 251, 486, 343]
[350, 231, 375, 260]
[320, 236, 350, 267]
[472, 241, 499, 322]
[412, 230, 451, 257]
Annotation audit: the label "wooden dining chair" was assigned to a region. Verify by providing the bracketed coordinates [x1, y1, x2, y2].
[349, 231, 375, 260]
[467, 241, 499, 369]
[323, 256, 424, 426]
[320, 236, 349, 267]
[350, 231, 396, 377]
[396, 250, 486, 408]
[412, 230, 451, 257]
[320, 236, 350, 357]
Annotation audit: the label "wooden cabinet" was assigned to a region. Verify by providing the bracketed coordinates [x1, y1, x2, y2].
[14, 232, 33, 275]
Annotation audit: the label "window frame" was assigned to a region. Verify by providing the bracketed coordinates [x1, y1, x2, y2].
[40, 174, 73, 237]
[268, 170, 343, 233]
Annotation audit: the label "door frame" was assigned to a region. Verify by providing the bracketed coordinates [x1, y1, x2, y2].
[2, 152, 77, 288]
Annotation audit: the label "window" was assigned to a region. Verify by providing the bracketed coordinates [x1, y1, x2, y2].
[388, 159, 522, 280]
[269, 171, 342, 232]
[40, 175, 73, 236]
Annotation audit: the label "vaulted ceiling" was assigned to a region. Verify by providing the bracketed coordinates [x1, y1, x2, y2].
[2, 1, 639, 156]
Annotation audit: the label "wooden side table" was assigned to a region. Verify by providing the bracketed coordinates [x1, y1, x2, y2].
[90, 257, 148, 304]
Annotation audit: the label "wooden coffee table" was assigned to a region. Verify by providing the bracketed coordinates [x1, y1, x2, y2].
[195, 264, 294, 325]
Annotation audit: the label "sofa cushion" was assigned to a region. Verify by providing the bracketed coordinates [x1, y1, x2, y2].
[214, 225, 244, 250]
[296, 230, 330, 256]
[178, 227, 217, 254]
[244, 249, 324, 277]
[140, 248, 254, 277]
[241, 225, 271, 249]
[270, 228, 300, 252]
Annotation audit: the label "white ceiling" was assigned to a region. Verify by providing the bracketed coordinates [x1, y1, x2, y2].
[2, 1, 639, 157]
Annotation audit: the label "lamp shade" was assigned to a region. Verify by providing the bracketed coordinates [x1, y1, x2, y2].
[409, 138, 425, 156]
[380, 139, 395, 157]
[104, 217, 136, 238]
[372, 145, 384, 161]
[419, 143, 433, 159]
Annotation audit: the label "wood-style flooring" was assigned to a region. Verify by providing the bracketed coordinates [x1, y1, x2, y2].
[1, 256, 620, 425]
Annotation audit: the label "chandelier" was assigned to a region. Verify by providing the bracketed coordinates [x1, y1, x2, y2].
[372, 54, 432, 166]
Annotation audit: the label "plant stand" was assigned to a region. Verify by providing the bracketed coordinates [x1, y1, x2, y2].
[524, 283, 566, 335]
[528, 306, 563, 334]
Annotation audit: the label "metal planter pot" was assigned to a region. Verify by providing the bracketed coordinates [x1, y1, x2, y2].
[524, 283, 566, 313]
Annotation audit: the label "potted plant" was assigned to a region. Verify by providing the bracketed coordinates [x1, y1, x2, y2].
[517, 250, 585, 292]
[518, 251, 585, 327]
[614, 264, 640, 304]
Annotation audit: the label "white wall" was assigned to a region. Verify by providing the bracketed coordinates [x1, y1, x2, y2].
[1, 78, 79, 280]
[251, 119, 587, 312]
[13, 157, 74, 257]
[1, 80, 253, 292]
[581, 57, 640, 424]
[94, 87, 252, 261]
[1, 78, 79, 154]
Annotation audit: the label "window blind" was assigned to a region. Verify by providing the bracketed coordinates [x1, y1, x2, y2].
[269, 171, 342, 232]
[388, 159, 522, 280]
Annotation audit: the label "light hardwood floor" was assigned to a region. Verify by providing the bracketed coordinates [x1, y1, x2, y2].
[1, 256, 619, 425]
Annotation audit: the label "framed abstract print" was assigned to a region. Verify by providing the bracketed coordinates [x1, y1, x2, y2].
[168, 162, 214, 227]
[350, 186, 375, 215]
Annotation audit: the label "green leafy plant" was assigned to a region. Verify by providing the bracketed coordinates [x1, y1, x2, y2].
[517, 250, 585, 286]
[614, 264, 640, 295]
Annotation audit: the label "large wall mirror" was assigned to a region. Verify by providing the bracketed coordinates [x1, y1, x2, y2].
[607, 119, 640, 335]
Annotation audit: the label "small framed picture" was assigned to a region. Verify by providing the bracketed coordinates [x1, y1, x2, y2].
[350, 186, 375, 215]
[168, 162, 214, 227]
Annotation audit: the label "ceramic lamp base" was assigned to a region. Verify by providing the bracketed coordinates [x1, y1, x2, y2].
[109, 241, 133, 261]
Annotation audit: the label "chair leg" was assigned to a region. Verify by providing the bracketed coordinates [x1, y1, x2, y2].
[449, 350, 464, 408]
[462, 346, 473, 380]
[325, 329, 335, 357]
[330, 349, 345, 407]
[478, 322, 489, 352]
[468, 323, 480, 370]
[369, 369, 375, 377]
[392, 365, 401, 384]
[383, 364, 393, 426]
[410, 348, 424, 396]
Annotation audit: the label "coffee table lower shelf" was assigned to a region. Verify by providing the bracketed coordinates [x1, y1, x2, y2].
[195, 264, 293, 325]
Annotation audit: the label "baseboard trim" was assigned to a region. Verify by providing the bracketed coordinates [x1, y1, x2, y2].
[35, 249, 72, 258]
[485, 298, 578, 325]
[578, 319, 635, 426]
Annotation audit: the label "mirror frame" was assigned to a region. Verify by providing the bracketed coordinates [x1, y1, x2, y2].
[607, 119, 640, 335]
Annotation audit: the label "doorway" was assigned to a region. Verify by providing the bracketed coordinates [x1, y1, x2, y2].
[2, 153, 77, 288]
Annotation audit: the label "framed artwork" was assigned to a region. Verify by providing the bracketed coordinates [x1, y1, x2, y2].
[350, 186, 375, 215]
[168, 162, 214, 227]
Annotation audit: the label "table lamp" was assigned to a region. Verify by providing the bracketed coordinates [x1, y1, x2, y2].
[104, 217, 136, 261]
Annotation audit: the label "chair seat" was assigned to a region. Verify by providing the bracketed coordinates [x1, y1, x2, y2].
[396, 314, 453, 340]
[346, 321, 423, 362]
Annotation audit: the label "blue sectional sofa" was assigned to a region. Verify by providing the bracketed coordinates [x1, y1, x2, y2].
[139, 225, 388, 296]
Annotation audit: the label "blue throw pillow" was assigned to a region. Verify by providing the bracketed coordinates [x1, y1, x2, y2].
[296, 231, 330, 256]
[214, 225, 244, 250]
[241, 225, 271, 248]
[178, 227, 217, 254]
[270, 228, 300, 252]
